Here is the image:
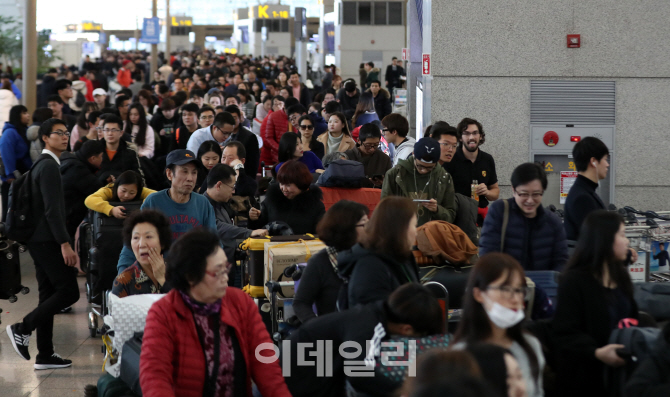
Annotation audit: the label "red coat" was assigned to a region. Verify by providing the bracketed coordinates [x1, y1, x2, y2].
[261, 109, 289, 165]
[117, 68, 132, 88]
[80, 77, 95, 102]
[140, 289, 291, 397]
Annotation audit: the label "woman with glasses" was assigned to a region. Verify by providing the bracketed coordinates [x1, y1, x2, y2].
[140, 228, 292, 397]
[124, 103, 155, 158]
[452, 253, 545, 397]
[296, 115, 324, 160]
[552, 211, 638, 397]
[274, 132, 323, 174]
[479, 163, 568, 272]
[293, 201, 369, 323]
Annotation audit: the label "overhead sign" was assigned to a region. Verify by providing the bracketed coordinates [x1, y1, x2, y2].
[251, 5, 290, 19]
[402, 48, 408, 61]
[82, 22, 102, 32]
[141, 17, 161, 44]
[171, 16, 193, 27]
[422, 53, 431, 75]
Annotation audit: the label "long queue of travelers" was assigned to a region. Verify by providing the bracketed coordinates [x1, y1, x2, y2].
[2, 50, 667, 397]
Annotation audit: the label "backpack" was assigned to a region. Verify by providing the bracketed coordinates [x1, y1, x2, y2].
[317, 159, 366, 188]
[6, 154, 53, 243]
[74, 87, 86, 108]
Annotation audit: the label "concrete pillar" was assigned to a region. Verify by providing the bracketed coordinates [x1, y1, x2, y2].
[165, 0, 171, 56]
[21, 0, 37, 112]
[150, 0, 158, 76]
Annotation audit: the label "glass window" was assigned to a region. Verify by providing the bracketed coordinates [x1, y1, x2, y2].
[281, 20, 289, 32]
[272, 19, 280, 32]
[358, 2, 372, 25]
[343, 2, 357, 25]
[374, 2, 387, 25]
[389, 2, 403, 25]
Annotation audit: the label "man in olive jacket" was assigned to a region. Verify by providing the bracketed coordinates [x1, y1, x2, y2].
[381, 137, 456, 226]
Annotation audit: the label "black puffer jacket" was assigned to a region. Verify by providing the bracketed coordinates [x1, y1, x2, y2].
[60, 151, 107, 237]
[249, 183, 325, 235]
[625, 323, 670, 397]
[97, 139, 143, 183]
[338, 244, 419, 307]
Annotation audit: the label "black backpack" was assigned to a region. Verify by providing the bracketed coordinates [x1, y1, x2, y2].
[6, 154, 52, 243]
[74, 87, 86, 108]
[317, 159, 367, 188]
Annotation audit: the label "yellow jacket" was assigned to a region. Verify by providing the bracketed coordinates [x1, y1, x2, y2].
[84, 183, 156, 216]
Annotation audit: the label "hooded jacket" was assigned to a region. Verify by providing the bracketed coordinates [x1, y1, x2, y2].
[0, 89, 19, 129]
[392, 136, 416, 166]
[381, 155, 456, 226]
[59, 151, 107, 237]
[248, 183, 325, 235]
[365, 67, 380, 89]
[338, 244, 419, 307]
[0, 123, 32, 181]
[625, 323, 670, 397]
[479, 198, 568, 271]
[26, 124, 43, 162]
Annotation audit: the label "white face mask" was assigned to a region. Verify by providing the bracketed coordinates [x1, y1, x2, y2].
[483, 294, 525, 329]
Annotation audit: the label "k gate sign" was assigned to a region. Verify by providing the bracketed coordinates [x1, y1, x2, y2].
[422, 54, 431, 75]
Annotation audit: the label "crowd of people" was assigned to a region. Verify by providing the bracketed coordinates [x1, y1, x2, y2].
[2, 49, 667, 397]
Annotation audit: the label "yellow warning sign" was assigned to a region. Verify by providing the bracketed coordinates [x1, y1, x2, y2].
[545, 162, 554, 172]
[568, 161, 576, 171]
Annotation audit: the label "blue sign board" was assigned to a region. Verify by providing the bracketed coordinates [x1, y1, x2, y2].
[141, 17, 160, 44]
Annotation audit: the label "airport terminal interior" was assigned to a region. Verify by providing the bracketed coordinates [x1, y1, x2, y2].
[1, 0, 670, 396]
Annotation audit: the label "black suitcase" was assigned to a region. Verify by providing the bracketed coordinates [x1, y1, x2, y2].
[120, 332, 143, 397]
[77, 221, 91, 273]
[87, 202, 142, 304]
[0, 239, 29, 303]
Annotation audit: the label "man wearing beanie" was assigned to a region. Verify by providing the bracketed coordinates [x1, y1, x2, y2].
[381, 137, 456, 226]
[59, 139, 108, 240]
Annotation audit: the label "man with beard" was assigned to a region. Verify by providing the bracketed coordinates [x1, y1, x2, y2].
[443, 118, 499, 224]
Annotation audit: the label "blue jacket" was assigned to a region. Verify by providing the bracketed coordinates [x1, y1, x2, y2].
[0, 123, 32, 181]
[308, 112, 328, 137]
[479, 198, 568, 271]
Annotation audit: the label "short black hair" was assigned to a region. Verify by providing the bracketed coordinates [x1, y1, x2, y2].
[381, 113, 409, 138]
[511, 162, 548, 190]
[286, 104, 306, 117]
[198, 105, 215, 117]
[54, 79, 72, 92]
[365, 61, 374, 68]
[223, 105, 242, 118]
[87, 110, 102, 124]
[324, 101, 342, 114]
[430, 121, 458, 141]
[180, 103, 199, 114]
[157, 83, 169, 94]
[284, 97, 300, 109]
[456, 117, 485, 145]
[38, 118, 67, 141]
[225, 94, 240, 104]
[122, 209, 172, 252]
[317, 200, 369, 251]
[358, 123, 382, 142]
[189, 89, 205, 98]
[370, 80, 381, 87]
[78, 139, 104, 159]
[272, 95, 286, 103]
[115, 95, 130, 109]
[572, 136, 609, 172]
[223, 141, 246, 160]
[289, 71, 300, 77]
[47, 95, 64, 105]
[103, 114, 123, 129]
[206, 163, 236, 188]
[32, 107, 53, 123]
[166, 228, 223, 292]
[386, 283, 444, 335]
[213, 111, 236, 128]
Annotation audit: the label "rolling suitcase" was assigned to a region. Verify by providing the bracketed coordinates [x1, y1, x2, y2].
[119, 332, 143, 397]
[0, 239, 29, 303]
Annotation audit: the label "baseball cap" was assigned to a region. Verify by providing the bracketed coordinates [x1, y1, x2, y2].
[414, 137, 441, 164]
[92, 88, 107, 97]
[166, 149, 199, 168]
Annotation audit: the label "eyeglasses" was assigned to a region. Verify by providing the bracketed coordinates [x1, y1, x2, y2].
[361, 142, 379, 150]
[487, 285, 531, 299]
[299, 124, 314, 130]
[222, 182, 235, 190]
[462, 131, 480, 137]
[199, 115, 215, 120]
[214, 125, 233, 136]
[382, 128, 390, 132]
[103, 128, 122, 134]
[439, 142, 459, 150]
[50, 130, 70, 137]
[514, 191, 544, 199]
[205, 263, 232, 279]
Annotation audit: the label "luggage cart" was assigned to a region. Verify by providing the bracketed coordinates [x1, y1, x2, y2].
[625, 225, 653, 283]
[265, 280, 296, 343]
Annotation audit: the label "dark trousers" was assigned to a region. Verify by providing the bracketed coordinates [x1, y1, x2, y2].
[22, 241, 80, 359]
[1, 180, 11, 222]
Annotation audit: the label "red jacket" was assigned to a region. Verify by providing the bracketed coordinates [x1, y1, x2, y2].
[140, 289, 291, 397]
[117, 68, 132, 88]
[261, 109, 290, 165]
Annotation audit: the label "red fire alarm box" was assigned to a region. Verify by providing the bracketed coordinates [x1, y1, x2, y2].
[422, 54, 431, 75]
[567, 34, 580, 48]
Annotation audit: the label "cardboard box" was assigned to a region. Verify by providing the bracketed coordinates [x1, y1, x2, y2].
[264, 240, 326, 298]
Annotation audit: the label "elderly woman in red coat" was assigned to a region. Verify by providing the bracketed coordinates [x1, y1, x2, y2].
[139, 228, 291, 397]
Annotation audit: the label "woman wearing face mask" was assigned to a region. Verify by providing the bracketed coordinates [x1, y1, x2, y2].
[248, 160, 325, 235]
[337, 196, 420, 308]
[196, 140, 222, 193]
[85, 170, 156, 219]
[124, 103, 155, 158]
[467, 343, 528, 397]
[451, 253, 545, 397]
[274, 132, 323, 174]
[112, 210, 172, 297]
[552, 210, 638, 397]
[293, 201, 369, 323]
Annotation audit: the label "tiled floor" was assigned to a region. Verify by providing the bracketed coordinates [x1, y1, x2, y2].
[0, 251, 102, 396]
